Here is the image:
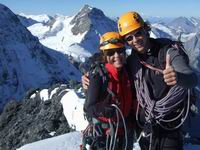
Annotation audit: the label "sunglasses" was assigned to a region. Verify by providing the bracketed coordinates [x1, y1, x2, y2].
[100, 38, 124, 47]
[103, 48, 125, 56]
[124, 29, 145, 42]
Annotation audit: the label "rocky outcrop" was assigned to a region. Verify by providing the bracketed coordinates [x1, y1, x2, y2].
[0, 84, 74, 150]
[70, 4, 117, 53]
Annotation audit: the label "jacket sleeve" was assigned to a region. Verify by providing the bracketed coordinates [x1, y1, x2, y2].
[168, 48, 198, 88]
[84, 73, 111, 118]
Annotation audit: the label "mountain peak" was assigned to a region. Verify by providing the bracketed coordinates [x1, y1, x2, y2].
[79, 4, 105, 18]
[79, 4, 93, 13]
[70, 5, 105, 35]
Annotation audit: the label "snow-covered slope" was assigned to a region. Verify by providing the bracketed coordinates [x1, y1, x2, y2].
[167, 17, 200, 34]
[184, 32, 200, 70]
[19, 5, 117, 62]
[0, 4, 81, 110]
[19, 13, 53, 24]
[151, 23, 176, 39]
[17, 131, 82, 150]
[17, 131, 200, 150]
[17, 13, 53, 27]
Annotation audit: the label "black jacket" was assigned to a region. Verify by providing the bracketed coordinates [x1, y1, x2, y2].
[127, 38, 197, 100]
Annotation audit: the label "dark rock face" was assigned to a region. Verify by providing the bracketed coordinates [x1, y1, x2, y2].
[70, 5, 117, 54]
[70, 4, 106, 35]
[0, 84, 72, 150]
[0, 4, 81, 111]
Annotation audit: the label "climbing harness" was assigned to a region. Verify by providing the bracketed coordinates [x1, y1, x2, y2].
[81, 104, 128, 150]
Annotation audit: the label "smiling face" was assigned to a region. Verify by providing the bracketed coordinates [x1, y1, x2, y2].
[99, 32, 126, 70]
[104, 48, 126, 70]
[124, 28, 150, 54]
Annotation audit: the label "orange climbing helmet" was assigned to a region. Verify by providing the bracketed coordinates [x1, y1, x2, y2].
[99, 32, 125, 51]
[118, 11, 144, 36]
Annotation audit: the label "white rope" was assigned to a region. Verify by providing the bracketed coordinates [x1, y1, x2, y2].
[135, 66, 189, 128]
[111, 104, 128, 150]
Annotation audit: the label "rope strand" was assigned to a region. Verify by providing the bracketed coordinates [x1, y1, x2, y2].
[135, 60, 190, 136]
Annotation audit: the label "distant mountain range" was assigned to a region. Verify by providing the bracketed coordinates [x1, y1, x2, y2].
[18, 4, 200, 75]
[0, 3, 199, 110]
[18, 5, 200, 61]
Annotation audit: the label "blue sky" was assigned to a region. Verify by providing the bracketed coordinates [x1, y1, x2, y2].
[0, 0, 199, 17]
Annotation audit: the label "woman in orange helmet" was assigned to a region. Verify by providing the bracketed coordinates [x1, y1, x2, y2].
[82, 32, 136, 150]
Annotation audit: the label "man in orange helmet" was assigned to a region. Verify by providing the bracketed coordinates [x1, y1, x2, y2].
[117, 11, 198, 150]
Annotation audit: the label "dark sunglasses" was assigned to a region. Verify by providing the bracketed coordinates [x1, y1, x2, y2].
[103, 48, 125, 56]
[124, 29, 144, 42]
[100, 38, 124, 47]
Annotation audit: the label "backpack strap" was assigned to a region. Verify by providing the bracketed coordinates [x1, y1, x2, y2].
[84, 61, 119, 121]
[88, 61, 109, 97]
[88, 61, 120, 105]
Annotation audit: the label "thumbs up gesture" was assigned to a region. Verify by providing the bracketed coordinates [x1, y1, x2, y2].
[163, 54, 177, 86]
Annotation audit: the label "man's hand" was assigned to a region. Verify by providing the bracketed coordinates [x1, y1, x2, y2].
[81, 73, 90, 90]
[163, 54, 177, 86]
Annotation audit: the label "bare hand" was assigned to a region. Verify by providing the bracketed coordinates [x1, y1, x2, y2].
[163, 54, 177, 86]
[81, 72, 90, 90]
